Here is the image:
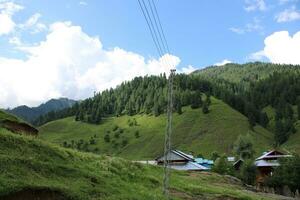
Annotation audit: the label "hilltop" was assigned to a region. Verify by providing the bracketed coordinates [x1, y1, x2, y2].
[193, 62, 300, 86]
[39, 97, 273, 160]
[6, 98, 76, 124]
[0, 125, 290, 200]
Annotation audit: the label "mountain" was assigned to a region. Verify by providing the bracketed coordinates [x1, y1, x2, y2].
[39, 97, 273, 160]
[6, 98, 76, 124]
[0, 122, 288, 199]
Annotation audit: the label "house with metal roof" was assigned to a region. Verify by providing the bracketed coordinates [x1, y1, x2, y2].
[194, 157, 214, 169]
[156, 150, 208, 171]
[255, 150, 292, 185]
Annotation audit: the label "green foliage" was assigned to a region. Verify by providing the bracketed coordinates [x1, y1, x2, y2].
[212, 155, 232, 175]
[190, 91, 203, 109]
[239, 159, 257, 185]
[135, 130, 140, 138]
[202, 101, 209, 114]
[39, 98, 274, 160]
[267, 155, 300, 193]
[234, 134, 255, 160]
[210, 151, 220, 161]
[104, 134, 110, 143]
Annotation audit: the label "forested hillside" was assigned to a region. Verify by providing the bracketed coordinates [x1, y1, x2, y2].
[39, 97, 273, 159]
[37, 62, 300, 154]
[194, 62, 300, 146]
[7, 98, 76, 124]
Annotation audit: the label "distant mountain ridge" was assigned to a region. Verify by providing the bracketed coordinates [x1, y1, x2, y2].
[6, 98, 76, 123]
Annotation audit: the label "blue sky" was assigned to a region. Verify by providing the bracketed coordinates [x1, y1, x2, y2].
[0, 0, 299, 107]
[2, 0, 299, 66]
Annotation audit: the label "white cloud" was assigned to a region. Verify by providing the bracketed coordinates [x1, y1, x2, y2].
[230, 18, 263, 34]
[275, 7, 300, 22]
[79, 1, 87, 6]
[244, 0, 266, 12]
[248, 50, 266, 61]
[250, 31, 300, 64]
[0, 1, 23, 35]
[19, 13, 47, 33]
[0, 21, 182, 108]
[214, 59, 232, 66]
[179, 65, 197, 74]
[8, 36, 22, 45]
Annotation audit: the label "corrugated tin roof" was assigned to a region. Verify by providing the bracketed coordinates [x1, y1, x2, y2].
[255, 160, 280, 167]
[256, 150, 291, 161]
[169, 161, 208, 171]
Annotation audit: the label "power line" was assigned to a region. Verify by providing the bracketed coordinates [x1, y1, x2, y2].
[150, 0, 170, 54]
[137, 1, 175, 198]
[138, 0, 163, 57]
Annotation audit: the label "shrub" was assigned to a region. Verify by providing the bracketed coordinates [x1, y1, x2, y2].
[239, 159, 256, 185]
[113, 125, 119, 131]
[122, 138, 128, 147]
[212, 155, 232, 175]
[104, 134, 110, 143]
[135, 130, 140, 138]
[90, 138, 96, 145]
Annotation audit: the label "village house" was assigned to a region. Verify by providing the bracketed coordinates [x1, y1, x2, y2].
[255, 150, 292, 186]
[156, 150, 208, 171]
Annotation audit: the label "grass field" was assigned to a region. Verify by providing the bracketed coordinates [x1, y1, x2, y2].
[39, 97, 273, 160]
[0, 128, 291, 200]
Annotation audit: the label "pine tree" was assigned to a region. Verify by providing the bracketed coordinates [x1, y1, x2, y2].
[191, 91, 202, 109]
[297, 100, 300, 120]
[176, 100, 183, 115]
[259, 112, 269, 128]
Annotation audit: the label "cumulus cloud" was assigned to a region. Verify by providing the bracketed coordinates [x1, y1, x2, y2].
[0, 1, 23, 35]
[0, 21, 182, 108]
[250, 31, 300, 64]
[244, 0, 267, 12]
[214, 59, 232, 66]
[275, 6, 300, 22]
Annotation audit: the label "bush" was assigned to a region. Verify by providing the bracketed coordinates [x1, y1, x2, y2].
[212, 155, 233, 175]
[113, 125, 119, 131]
[90, 138, 96, 145]
[122, 138, 128, 147]
[104, 134, 110, 143]
[135, 130, 140, 138]
[210, 151, 220, 161]
[239, 159, 256, 185]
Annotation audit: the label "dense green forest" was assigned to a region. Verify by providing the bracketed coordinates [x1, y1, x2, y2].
[36, 62, 300, 147]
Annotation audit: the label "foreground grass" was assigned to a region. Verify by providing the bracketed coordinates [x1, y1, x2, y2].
[39, 97, 273, 160]
[0, 128, 285, 200]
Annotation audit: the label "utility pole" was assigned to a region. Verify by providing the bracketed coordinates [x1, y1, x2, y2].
[163, 69, 176, 198]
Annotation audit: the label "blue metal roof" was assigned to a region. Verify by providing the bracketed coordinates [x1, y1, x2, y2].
[194, 158, 214, 165]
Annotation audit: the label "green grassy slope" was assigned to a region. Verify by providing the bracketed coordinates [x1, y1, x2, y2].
[39, 97, 273, 160]
[0, 110, 20, 122]
[0, 128, 290, 200]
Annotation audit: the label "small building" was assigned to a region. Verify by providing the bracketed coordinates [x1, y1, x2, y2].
[194, 157, 214, 169]
[255, 150, 291, 185]
[156, 150, 208, 171]
[233, 159, 244, 171]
